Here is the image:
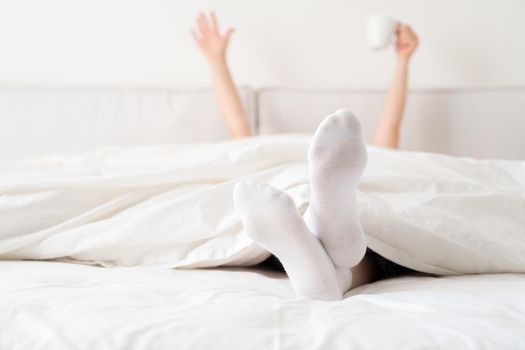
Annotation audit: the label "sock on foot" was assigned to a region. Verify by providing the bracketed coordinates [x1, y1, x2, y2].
[304, 109, 368, 269]
[233, 179, 342, 301]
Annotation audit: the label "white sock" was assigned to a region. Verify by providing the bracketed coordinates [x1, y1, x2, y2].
[233, 179, 342, 301]
[335, 267, 353, 294]
[304, 109, 368, 269]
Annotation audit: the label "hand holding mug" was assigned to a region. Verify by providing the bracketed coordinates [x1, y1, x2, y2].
[395, 24, 418, 60]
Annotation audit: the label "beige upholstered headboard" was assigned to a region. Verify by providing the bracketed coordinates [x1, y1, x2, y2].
[0, 86, 523, 162]
[0, 87, 256, 162]
[257, 87, 525, 160]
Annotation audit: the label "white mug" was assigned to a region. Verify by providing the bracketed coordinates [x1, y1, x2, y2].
[367, 14, 398, 50]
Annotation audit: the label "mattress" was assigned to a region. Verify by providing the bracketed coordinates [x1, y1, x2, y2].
[1, 260, 524, 349]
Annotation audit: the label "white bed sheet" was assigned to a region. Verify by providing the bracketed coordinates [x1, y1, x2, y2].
[1, 261, 524, 349]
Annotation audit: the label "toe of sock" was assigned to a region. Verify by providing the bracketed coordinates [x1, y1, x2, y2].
[233, 179, 256, 208]
[333, 109, 362, 135]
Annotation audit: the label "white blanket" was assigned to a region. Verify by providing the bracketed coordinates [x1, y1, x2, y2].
[1, 134, 524, 275]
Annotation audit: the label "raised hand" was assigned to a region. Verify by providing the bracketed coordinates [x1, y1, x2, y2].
[375, 25, 418, 149]
[190, 11, 250, 138]
[192, 12, 235, 63]
[395, 24, 418, 61]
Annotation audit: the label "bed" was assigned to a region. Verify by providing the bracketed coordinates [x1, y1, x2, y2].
[1, 86, 524, 349]
[2, 261, 524, 349]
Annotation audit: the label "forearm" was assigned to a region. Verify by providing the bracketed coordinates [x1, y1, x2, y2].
[209, 59, 251, 138]
[373, 57, 409, 148]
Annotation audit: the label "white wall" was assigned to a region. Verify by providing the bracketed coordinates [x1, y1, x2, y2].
[0, 0, 524, 89]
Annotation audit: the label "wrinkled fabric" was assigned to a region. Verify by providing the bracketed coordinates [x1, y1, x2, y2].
[2, 261, 525, 350]
[1, 134, 524, 274]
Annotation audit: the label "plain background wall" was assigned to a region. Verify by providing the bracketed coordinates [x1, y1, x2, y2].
[0, 0, 524, 89]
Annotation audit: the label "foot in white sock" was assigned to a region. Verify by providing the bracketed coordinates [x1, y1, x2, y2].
[304, 109, 368, 269]
[233, 179, 342, 301]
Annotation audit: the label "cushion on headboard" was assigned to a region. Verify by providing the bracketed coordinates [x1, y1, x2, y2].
[257, 88, 525, 160]
[0, 87, 255, 162]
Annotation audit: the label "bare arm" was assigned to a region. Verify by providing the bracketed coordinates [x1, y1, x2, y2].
[192, 12, 251, 139]
[373, 24, 418, 148]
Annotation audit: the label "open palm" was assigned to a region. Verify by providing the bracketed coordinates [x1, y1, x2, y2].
[192, 12, 235, 62]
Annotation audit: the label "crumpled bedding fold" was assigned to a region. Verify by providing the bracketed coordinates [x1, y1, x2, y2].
[1, 134, 524, 275]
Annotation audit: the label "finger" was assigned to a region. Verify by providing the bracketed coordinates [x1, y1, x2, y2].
[191, 29, 202, 43]
[404, 25, 416, 39]
[197, 12, 207, 28]
[410, 31, 418, 44]
[396, 27, 405, 42]
[399, 24, 410, 35]
[197, 13, 209, 34]
[399, 27, 410, 40]
[225, 27, 235, 41]
[404, 28, 414, 40]
[397, 23, 409, 41]
[395, 22, 402, 35]
[210, 11, 219, 33]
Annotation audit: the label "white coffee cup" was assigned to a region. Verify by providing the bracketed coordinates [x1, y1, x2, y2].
[367, 14, 399, 50]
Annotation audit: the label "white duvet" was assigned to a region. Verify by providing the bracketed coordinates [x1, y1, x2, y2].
[1, 134, 524, 275]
